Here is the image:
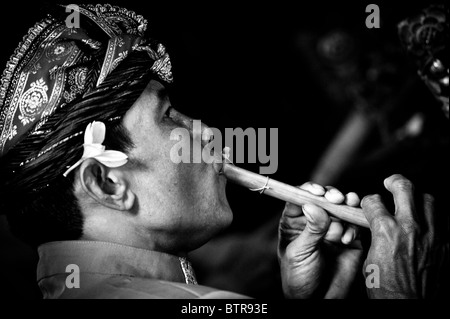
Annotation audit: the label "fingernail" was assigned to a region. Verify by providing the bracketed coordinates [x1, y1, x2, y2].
[342, 231, 353, 245]
[329, 188, 341, 195]
[325, 191, 343, 202]
[311, 184, 325, 195]
[302, 204, 314, 219]
[302, 204, 310, 212]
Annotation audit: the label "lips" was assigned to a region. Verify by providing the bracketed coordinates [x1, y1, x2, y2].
[214, 160, 224, 175]
[211, 150, 224, 175]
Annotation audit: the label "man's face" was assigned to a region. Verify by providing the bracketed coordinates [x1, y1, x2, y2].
[122, 79, 232, 253]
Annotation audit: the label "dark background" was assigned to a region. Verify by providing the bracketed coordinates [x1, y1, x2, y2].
[0, 0, 447, 299]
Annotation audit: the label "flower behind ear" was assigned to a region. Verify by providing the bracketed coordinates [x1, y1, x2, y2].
[63, 121, 128, 177]
[93, 151, 128, 168]
[89, 121, 106, 145]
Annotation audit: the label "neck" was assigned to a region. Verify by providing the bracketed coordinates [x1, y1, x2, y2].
[80, 213, 188, 258]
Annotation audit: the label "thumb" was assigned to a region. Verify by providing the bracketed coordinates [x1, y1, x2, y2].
[295, 204, 331, 253]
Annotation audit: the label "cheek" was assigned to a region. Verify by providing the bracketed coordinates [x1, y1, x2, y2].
[172, 164, 210, 197]
[134, 128, 225, 213]
[168, 163, 221, 214]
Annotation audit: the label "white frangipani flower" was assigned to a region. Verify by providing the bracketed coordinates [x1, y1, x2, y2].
[63, 121, 128, 177]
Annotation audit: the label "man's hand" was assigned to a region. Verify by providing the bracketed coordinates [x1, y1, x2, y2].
[278, 183, 364, 299]
[362, 174, 448, 299]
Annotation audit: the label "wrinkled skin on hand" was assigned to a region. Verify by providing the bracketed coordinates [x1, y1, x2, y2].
[362, 174, 449, 299]
[278, 183, 363, 299]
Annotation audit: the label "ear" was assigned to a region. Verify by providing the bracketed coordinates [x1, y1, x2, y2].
[78, 158, 135, 211]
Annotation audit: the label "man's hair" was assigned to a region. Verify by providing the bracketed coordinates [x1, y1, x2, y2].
[0, 52, 156, 248]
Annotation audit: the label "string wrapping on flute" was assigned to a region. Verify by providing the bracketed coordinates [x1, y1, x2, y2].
[222, 146, 271, 194]
[249, 176, 270, 194]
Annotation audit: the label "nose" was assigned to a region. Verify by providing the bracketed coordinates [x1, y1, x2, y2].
[172, 109, 193, 130]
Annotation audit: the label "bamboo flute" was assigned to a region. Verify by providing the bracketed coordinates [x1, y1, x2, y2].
[222, 162, 370, 228]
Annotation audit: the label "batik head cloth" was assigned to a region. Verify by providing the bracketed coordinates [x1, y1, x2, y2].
[0, 3, 173, 159]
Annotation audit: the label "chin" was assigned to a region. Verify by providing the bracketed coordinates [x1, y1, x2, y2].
[205, 196, 233, 231]
[207, 170, 233, 229]
[190, 203, 233, 250]
[217, 203, 234, 229]
[182, 168, 233, 249]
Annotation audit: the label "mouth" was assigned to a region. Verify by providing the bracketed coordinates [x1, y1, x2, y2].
[202, 132, 228, 176]
[212, 147, 231, 176]
[213, 151, 225, 176]
[214, 161, 224, 175]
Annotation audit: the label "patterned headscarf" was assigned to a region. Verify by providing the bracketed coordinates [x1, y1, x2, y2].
[0, 4, 172, 159]
[0, 4, 174, 204]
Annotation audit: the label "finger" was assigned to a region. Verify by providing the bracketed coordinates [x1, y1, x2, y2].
[282, 201, 304, 218]
[324, 186, 345, 204]
[279, 203, 307, 252]
[291, 204, 331, 252]
[345, 192, 361, 207]
[278, 216, 307, 253]
[324, 221, 344, 243]
[280, 214, 307, 232]
[278, 227, 301, 254]
[361, 194, 392, 229]
[341, 224, 359, 245]
[299, 182, 326, 196]
[384, 174, 417, 224]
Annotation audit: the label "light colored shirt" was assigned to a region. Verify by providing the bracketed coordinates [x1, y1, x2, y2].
[37, 240, 249, 299]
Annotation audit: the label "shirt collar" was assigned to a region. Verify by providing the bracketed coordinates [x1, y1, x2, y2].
[37, 240, 197, 285]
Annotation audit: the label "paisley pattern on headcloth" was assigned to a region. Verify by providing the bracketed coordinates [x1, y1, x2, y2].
[0, 4, 173, 158]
